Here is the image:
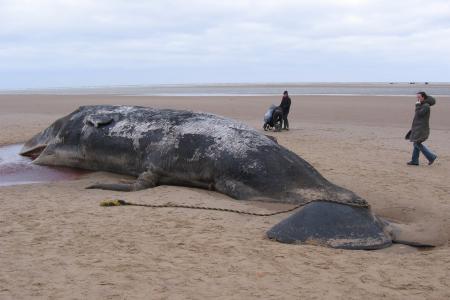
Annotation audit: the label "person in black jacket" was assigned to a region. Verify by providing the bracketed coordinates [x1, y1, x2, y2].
[405, 91, 438, 166]
[279, 90, 291, 130]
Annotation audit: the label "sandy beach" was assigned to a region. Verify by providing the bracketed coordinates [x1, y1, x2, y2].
[0, 94, 449, 299]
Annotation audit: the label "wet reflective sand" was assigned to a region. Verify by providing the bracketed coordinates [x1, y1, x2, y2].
[0, 144, 90, 186]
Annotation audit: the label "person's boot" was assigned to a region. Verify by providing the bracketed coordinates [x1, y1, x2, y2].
[428, 156, 437, 165]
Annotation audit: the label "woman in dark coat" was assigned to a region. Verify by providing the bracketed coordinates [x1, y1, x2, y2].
[406, 91, 437, 165]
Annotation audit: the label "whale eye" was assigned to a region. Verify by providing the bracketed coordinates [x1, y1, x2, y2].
[86, 115, 114, 127]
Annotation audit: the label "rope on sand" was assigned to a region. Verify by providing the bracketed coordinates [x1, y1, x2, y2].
[100, 196, 369, 216]
[100, 199, 304, 216]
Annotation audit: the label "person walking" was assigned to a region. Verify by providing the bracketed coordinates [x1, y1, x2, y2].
[279, 90, 291, 130]
[406, 91, 437, 166]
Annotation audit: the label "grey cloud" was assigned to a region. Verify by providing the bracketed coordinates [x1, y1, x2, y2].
[0, 0, 449, 88]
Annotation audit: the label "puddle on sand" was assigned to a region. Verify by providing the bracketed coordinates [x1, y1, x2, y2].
[0, 144, 90, 187]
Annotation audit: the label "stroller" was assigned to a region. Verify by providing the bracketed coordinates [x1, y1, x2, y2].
[263, 104, 283, 132]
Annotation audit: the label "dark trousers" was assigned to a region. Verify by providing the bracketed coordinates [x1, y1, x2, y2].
[282, 113, 289, 129]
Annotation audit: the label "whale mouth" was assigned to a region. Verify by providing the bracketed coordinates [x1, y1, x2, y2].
[19, 144, 47, 160]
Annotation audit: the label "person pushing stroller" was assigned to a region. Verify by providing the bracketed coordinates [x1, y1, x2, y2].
[279, 90, 291, 130]
[263, 91, 291, 132]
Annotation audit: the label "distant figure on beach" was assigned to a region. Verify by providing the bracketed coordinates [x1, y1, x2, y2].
[279, 90, 291, 130]
[405, 91, 437, 166]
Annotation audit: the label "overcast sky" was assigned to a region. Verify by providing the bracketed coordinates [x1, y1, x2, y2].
[1, 0, 449, 89]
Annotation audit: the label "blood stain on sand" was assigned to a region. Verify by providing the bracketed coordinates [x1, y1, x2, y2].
[0, 144, 90, 187]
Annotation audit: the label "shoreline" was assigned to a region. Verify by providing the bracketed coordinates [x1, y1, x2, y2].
[4, 93, 450, 97]
[2, 82, 449, 97]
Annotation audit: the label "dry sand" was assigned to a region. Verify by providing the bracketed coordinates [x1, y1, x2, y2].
[0, 94, 449, 299]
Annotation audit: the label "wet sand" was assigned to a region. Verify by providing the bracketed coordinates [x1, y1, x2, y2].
[0, 94, 449, 299]
[0, 144, 90, 187]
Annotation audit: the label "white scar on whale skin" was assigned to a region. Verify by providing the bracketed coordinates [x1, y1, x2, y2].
[107, 119, 170, 149]
[175, 115, 272, 160]
[89, 106, 276, 158]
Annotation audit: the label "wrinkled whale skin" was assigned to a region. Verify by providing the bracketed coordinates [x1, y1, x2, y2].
[21, 105, 366, 206]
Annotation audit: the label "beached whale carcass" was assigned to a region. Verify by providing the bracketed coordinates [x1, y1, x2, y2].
[19, 105, 421, 250]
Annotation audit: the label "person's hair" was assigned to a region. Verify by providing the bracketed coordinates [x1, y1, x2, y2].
[283, 90, 288, 95]
[416, 91, 428, 99]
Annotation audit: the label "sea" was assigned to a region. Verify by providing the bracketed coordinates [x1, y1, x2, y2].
[2, 82, 450, 96]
